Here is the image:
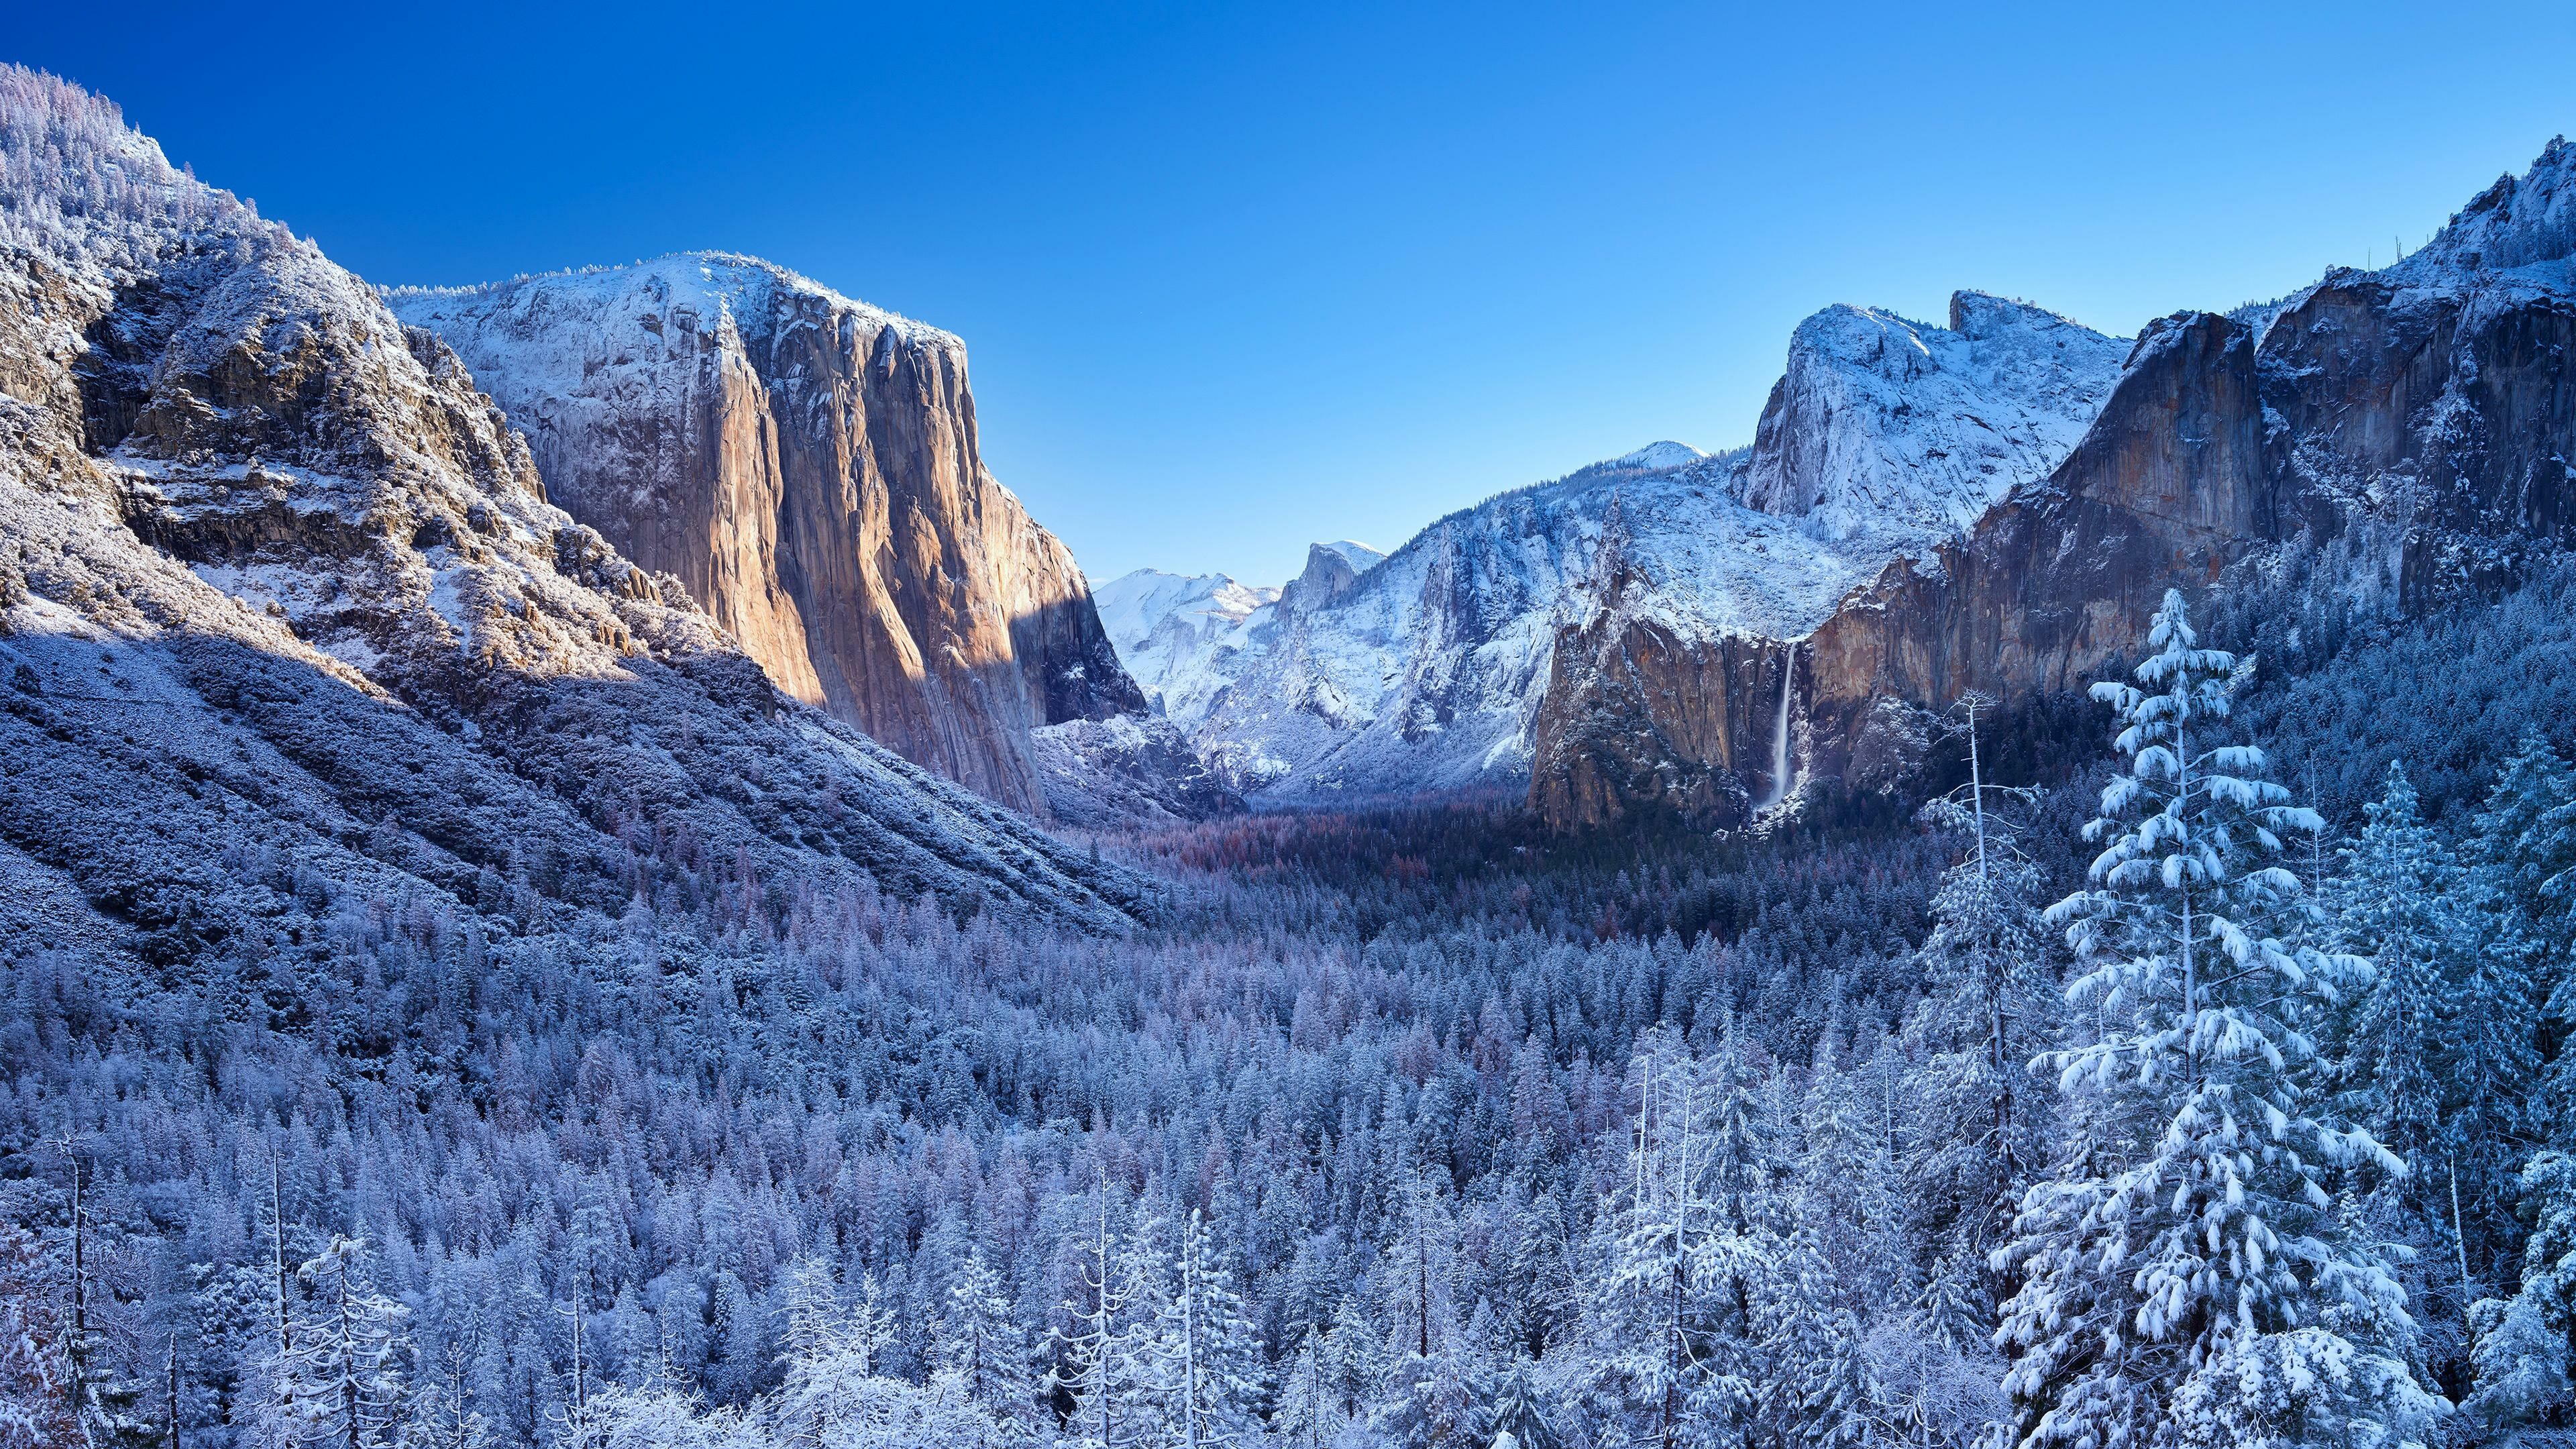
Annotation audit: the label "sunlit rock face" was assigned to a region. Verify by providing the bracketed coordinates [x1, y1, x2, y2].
[1533, 139, 2576, 830]
[394, 256, 1144, 818]
[0, 67, 1149, 934]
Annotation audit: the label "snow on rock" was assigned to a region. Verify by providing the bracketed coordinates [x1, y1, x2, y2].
[1091, 567, 1279, 721]
[1613, 440, 1710, 470]
[2394, 133, 2576, 277]
[1100, 441, 1873, 806]
[1099, 297, 2123, 809]
[1733, 291, 2127, 541]
[1030, 714, 1244, 829]
[0, 65, 1151, 939]
[387, 252, 1146, 819]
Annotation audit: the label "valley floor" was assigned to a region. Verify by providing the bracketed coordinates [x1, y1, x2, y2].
[9, 570, 2576, 1448]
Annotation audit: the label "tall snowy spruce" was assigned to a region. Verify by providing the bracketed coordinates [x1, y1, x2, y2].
[1909, 696, 2059, 1339]
[1994, 591, 2438, 1448]
[1579, 1032, 1768, 1449]
[2328, 763, 2540, 1331]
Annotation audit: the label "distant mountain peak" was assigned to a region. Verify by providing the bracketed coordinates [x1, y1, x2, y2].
[1610, 441, 1709, 471]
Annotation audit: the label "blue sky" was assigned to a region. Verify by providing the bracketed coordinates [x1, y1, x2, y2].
[16, 2, 2576, 584]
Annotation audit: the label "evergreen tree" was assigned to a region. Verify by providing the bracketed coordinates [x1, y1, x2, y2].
[1048, 1183, 1152, 1449]
[937, 1245, 1040, 1446]
[1269, 1326, 1337, 1449]
[1153, 1210, 1265, 1449]
[2331, 762, 2540, 1328]
[0, 1223, 77, 1449]
[1581, 1038, 1764, 1449]
[278, 1238, 408, 1449]
[2465, 1149, 2576, 1435]
[1996, 590, 2436, 1447]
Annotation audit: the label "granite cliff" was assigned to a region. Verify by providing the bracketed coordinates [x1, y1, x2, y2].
[1530, 139, 2576, 829]
[0, 67, 1150, 954]
[392, 258, 1144, 818]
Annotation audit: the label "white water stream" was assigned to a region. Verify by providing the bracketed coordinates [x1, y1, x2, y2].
[1754, 644, 1796, 813]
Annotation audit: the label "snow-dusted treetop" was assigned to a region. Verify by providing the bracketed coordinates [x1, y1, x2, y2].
[2394, 133, 2576, 277]
[0, 64, 272, 277]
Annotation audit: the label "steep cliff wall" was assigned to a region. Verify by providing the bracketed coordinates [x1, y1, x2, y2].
[1531, 139, 2576, 830]
[392, 258, 1142, 817]
[0, 68, 1148, 938]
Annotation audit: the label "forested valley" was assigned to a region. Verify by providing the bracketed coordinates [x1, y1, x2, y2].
[8, 566, 2576, 1449]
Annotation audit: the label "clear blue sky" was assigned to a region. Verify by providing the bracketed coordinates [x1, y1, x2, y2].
[15, 3, 2576, 585]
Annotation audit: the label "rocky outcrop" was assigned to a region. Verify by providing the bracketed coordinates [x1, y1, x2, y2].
[392, 258, 1144, 818]
[1531, 138, 2576, 830]
[0, 67, 1148, 941]
[1030, 715, 1245, 829]
[1734, 292, 2127, 539]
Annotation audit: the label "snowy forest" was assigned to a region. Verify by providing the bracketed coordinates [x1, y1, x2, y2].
[6, 565, 2576, 1449]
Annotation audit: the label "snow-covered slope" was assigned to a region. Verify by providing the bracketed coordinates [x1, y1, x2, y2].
[0, 66, 1150, 938]
[1103, 296, 2120, 806]
[1091, 567, 1279, 719]
[1733, 291, 2125, 539]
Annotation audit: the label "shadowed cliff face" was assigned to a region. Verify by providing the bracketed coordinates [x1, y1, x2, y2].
[1531, 141, 2576, 830]
[393, 258, 1144, 818]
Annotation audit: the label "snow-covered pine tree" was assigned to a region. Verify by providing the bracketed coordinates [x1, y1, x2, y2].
[938, 1244, 1040, 1446]
[1580, 1036, 1764, 1449]
[1909, 700, 2057, 1307]
[0, 1222, 77, 1449]
[1995, 590, 2436, 1448]
[280, 1237, 407, 1449]
[2468, 735, 2575, 1154]
[1269, 1326, 1341, 1449]
[1371, 1172, 1486, 1449]
[769, 1260, 898, 1448]
[1324, 1293, 1385, 1427]
[1484, 1358, 1562, 1449]
[1155, 1209, 1265, 1449]
[2465, 1148, 2576, 1435]
[2330, 761, 2538, 1328]
[1048, 1181, 1148, 1449]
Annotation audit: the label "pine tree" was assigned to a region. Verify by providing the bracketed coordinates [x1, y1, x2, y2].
[1269, 1327, 1340, 1449]
[2465, 1149, 2576, 1434]
[1483, 1358, 1560, 1449]
[0, 1222, 77, 1449]
[770, 1259, 897, 1449]
[1581, 1037, 1764, 1449]
[1995, 590, 2436, 1447]
[1155, 1210, 1265, 1449]
[1909, 721, 2058, 1304]
[1049, 1181, 1150, 1449]
[2331, 761, 2539, 1324]
[278, 1238, 408, 1449]
[937, 1245, 1038, 1446]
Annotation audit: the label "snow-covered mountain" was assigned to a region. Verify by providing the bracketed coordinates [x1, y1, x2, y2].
[1537, 137, 2576, 828]
[388, 254, 1144, 820]
[0, 66, 1152, 935]
[1091, 566, 1281, 720]
[1100, 290, 2124, 807]
[1732, 292, 2127, 539]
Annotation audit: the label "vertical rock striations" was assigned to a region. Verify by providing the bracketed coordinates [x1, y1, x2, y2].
[392, 258, 1143, 818]
[0, 67, 1148, 934]
[1530, 137, 2576, 830]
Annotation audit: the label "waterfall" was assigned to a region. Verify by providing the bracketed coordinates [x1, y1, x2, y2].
[1754, 644, 1796, 813]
